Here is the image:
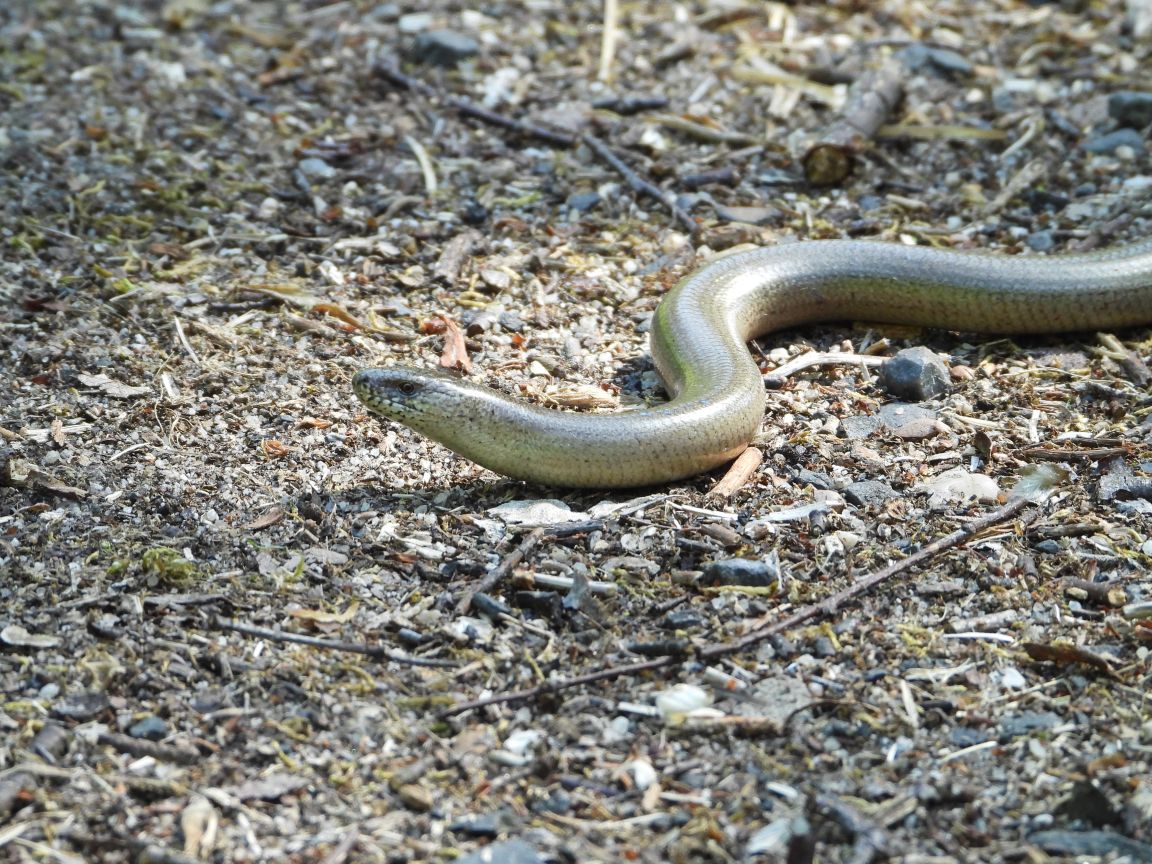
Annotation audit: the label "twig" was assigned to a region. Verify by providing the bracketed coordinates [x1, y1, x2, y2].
[375, 63, 576, 147]
[764, 351, 886, 386]
[579, 133, 698, 235]
[1098, 331, 1152, 387]
[598, 0, 619, 83]
[96, 731, 201, 766]
[708, 446, 764, 499]
[457, 527, 545, 615]
[373, 62, 698, 235]
[209, 617, 457, 668]
[438, 657, 674, 718]
[801, 54, 906, 185]
[697, 496, 1032, 660]
[439, 498, 1035, 717]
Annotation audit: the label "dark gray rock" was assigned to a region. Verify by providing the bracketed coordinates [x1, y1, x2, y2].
[1054, 780, 1122, 828]
[1108, 90, 1152, 129]
[948, 726, 991, 747]
[879, 346, 950, 401]
[565, 191, 601, 213]
[409, 29, 479, 67]
[1083, 128, 1147, 155]
[843, 480, 898, 508]
[51, 692, 110, 721]
[448, 812, 501, 838]
[128, 715, 169, 741]
[1026, 229, 1056, 252]
[1000, 710, 1061, 739]
[1028, 829, 1152, 862]
[793, 468, 834, 489]
[840, 415, 883, 439]
[702, 558, 776, 587]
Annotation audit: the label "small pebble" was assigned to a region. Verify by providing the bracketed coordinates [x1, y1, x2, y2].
[296, 157, 336, 179]
[843, 480, 898, 508]
[457, 840, 543, 864]
[1000, 710, 1061, 740]
[409, 29, 479, 67]
[1082, 127, 1146, 155]
[1026, 230, 1056, 252]
[702, 558, 777, 587]
[879, 346, 950, 401]
[565, 191, 601, 213]
[1107, 90, 1152, 129]
[128, 715, 169, 741]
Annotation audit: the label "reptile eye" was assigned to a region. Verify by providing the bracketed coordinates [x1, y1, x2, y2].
[398, 381, 418, 396]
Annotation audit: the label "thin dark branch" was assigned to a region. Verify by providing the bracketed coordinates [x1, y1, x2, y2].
[457, 526, 545, 615]
[438, 497, 1036, 717]
[579, 133, 698, 235]
[697, 496, 1033, 660]
[439, 656, 673, 718]
[373, 62, 698, 235]
[209, 616, 458, 668]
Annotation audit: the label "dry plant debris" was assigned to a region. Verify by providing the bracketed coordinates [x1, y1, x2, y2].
[1, 1, 1151, 862]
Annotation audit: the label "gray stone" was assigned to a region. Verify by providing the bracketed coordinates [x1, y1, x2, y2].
[879, 347, 950, 401]
[1000, 710, 1061, 739]
[1108, 90, 1152, 129]
[840, 415, 883, 439]
[876, 402, 937, 429]
[128, 715, 169, 741]
[702, 558, 776, 587]
[297, 157, 336, 178]
[565, 191, 601, 212]
[1083, 127, 1147, 155]
[843, 480, 897, 508]
[1026, 229, 1056, 252]
[409, 29, 479, 67]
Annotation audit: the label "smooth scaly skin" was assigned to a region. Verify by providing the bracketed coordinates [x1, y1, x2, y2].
[353, 239, 1152, 488]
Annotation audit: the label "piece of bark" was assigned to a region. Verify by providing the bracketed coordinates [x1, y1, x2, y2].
[708, 447, 764, 498]
[431, 229, 481, 283]
[800, 56, 906, 185]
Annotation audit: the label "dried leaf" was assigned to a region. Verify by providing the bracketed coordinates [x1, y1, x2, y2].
[286, 601, 360, 630]
[181, 794, 219, 857]
[438, 314, 472, 373]
[1022, 641, 1119, 678]
[243, 507, 285, 530]
[313, 302, 366, 330]
[76, 372, 150, 399]
[261, 439, 290, 459]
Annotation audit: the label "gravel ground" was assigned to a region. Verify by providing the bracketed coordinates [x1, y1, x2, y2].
[2, 1, 1151, 862]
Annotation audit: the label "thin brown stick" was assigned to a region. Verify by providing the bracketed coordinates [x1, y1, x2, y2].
[209, 617, 457, 668]
[438, 657, 674, 718]
[439, 497, 1035, 717]
[801, 55, 906, 185]
[708, 446, 764, 499]
[697, 496, 1032, 660]
[457, 526, 545, 615]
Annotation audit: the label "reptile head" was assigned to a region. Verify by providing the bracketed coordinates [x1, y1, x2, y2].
[352, 366, 469, 431]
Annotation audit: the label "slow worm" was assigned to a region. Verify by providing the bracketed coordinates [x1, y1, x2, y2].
[353, 239, 1152, 488]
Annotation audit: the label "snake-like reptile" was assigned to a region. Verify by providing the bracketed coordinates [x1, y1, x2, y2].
[353, 239, 1152, 488]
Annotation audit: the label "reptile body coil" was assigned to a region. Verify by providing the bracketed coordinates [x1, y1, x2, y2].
[353, 239, 1152, 488]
